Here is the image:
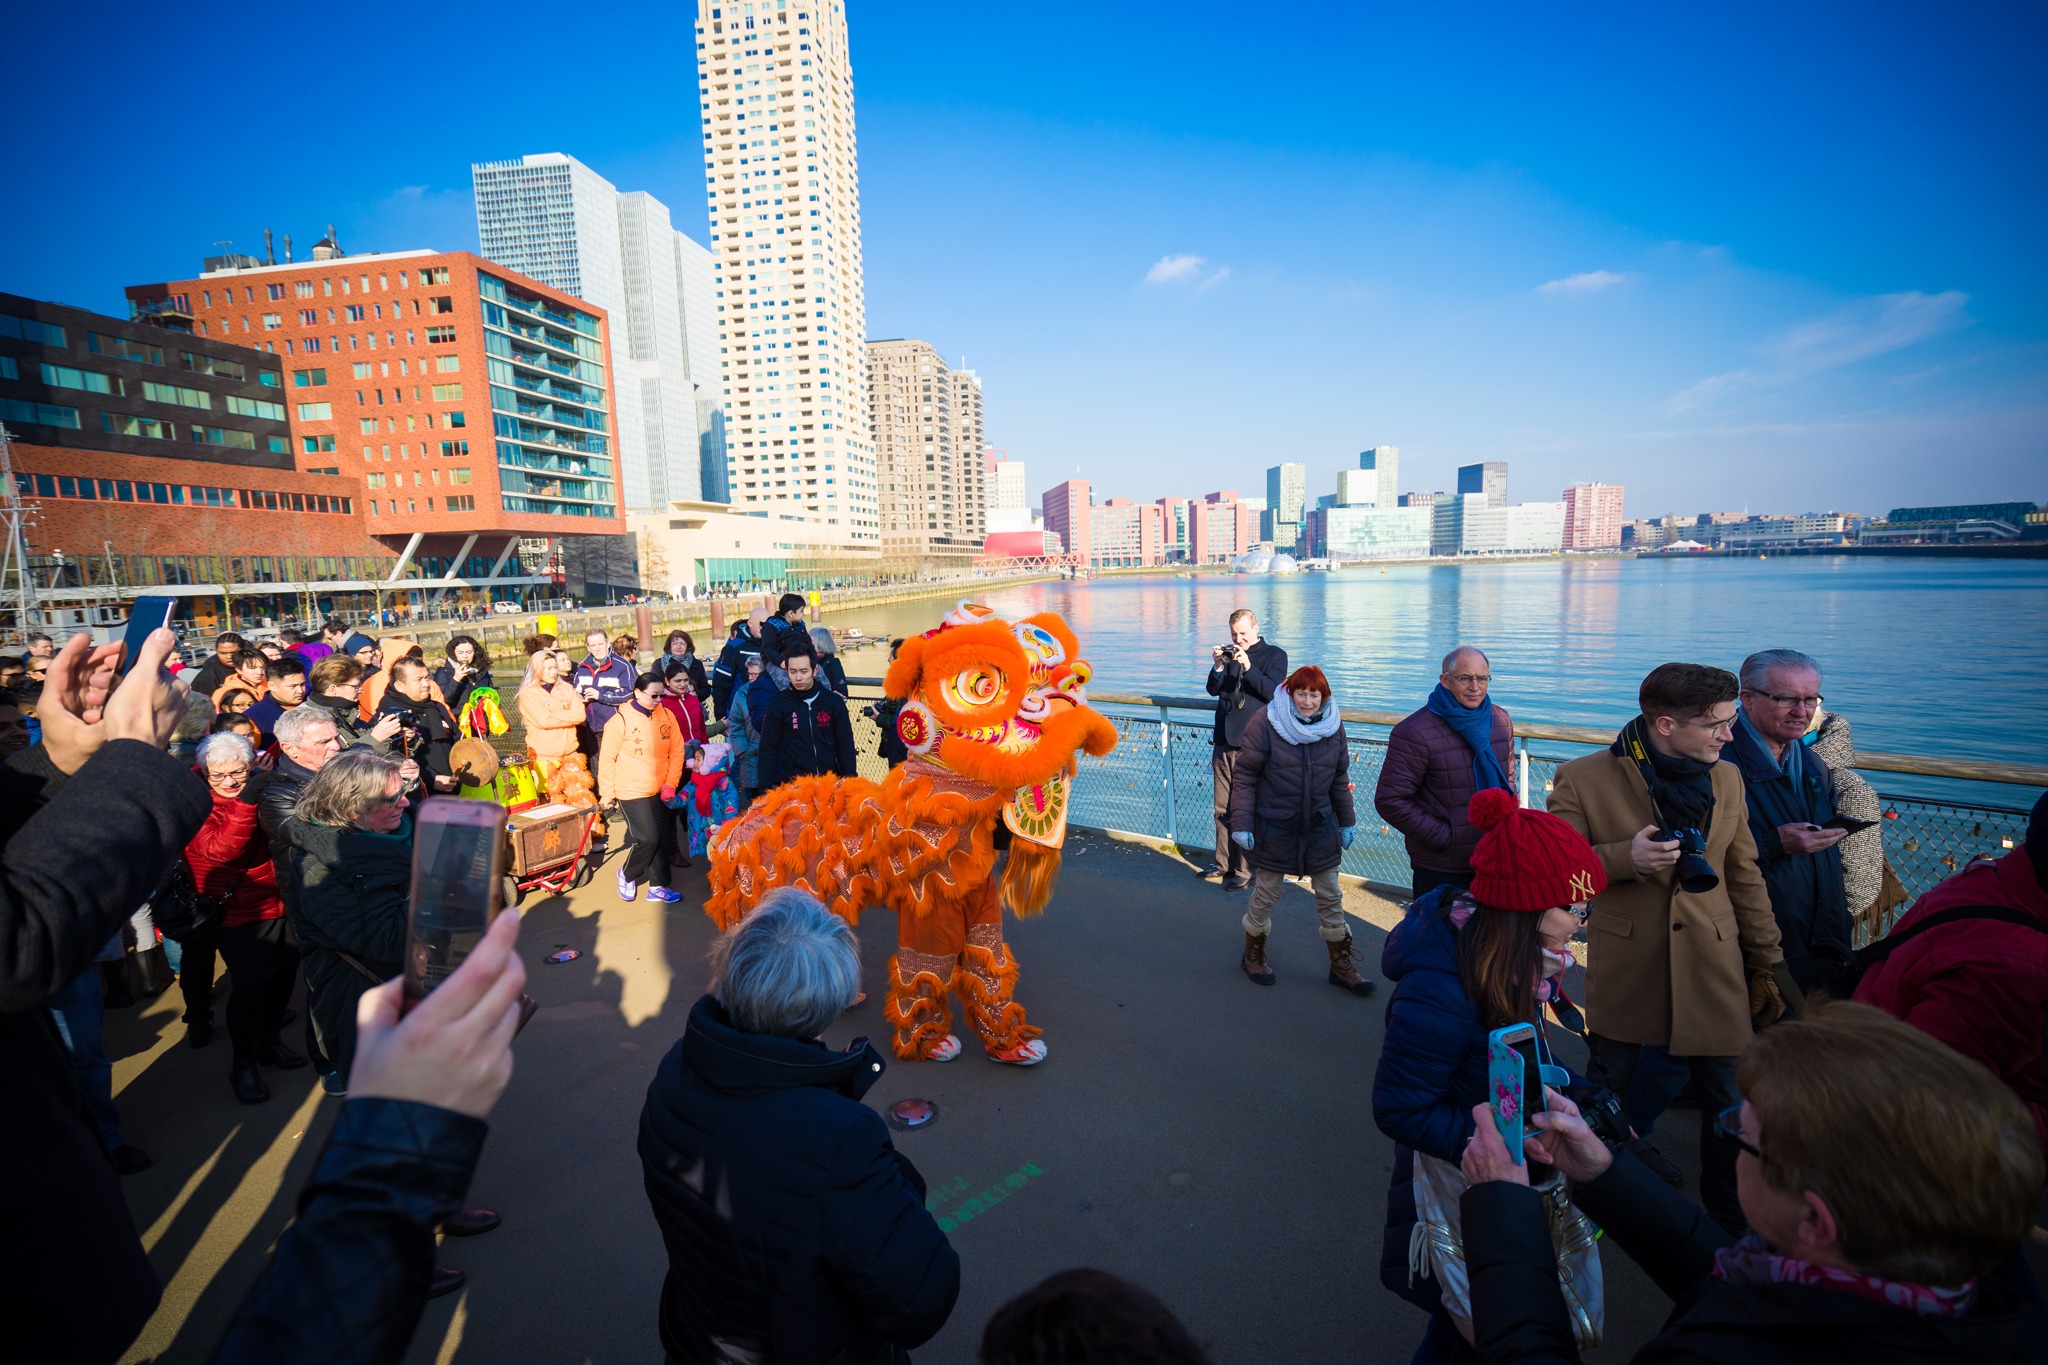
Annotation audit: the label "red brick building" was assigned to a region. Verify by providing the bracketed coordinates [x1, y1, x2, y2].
[127, 244, 624, 595]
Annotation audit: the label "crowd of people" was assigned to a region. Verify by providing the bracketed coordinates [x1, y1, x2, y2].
[1, 602, 2043, 1365]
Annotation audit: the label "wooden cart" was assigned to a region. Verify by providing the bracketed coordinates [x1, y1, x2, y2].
[503, 802, 600, 905]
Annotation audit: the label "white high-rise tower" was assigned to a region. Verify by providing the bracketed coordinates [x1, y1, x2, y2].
[694, 0, 875, 540]
[471, 152, 728, 510]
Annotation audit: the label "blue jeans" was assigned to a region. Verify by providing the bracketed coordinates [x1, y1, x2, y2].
[48, 967, 123, 1152]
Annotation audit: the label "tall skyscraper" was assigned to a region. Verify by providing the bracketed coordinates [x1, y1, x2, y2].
[1265, 461, 1305, 548]
[1336, 469, 1376, 505]
[1359, 445, 1399, 507]
[1562, 482, 1625, 549]
[471, 152, 727, 511]
[694, 0, 875, 541]
[866, 340, 984, 556]
[1458, 460, 1508, 506]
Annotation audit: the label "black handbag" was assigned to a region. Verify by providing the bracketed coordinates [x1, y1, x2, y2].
[147, 858, 228, 943]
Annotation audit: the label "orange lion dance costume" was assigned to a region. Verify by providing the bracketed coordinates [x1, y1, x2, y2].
[705, 602, 1117, 1065]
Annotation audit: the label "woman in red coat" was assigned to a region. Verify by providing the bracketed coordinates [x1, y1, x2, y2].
[188, 732, 308, 1104]
[1856, 790, 2048, 1151]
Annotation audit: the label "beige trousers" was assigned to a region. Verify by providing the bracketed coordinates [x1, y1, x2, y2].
[1242, 867, 1350, 941]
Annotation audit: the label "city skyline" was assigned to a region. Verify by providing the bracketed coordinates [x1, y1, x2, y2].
[4, 2, 2042, 514]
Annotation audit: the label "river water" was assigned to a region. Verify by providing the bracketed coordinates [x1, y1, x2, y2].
[828, 556, 2048, 803]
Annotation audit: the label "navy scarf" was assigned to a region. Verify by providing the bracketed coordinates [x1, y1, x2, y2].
[1426, 684, 1509, 793]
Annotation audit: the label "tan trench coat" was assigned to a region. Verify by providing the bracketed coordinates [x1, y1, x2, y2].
[1547, 750, 1783, 1056]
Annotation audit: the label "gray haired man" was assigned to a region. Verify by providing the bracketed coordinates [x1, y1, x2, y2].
[1730, 648, 1852, 989]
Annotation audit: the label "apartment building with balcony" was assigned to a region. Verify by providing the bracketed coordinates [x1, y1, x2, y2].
[128, 247, 625, 597]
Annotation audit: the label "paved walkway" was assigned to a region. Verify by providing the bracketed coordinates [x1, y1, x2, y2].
[108, 832, 2046, 1363]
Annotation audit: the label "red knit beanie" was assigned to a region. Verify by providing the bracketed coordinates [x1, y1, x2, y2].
[1465, 789, 1607, 912]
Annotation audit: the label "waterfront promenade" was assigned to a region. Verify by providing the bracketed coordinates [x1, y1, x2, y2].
[112, 833, 1702, 1364]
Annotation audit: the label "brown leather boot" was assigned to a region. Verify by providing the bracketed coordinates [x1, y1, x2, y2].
[1325, 933, 1376, 995]
[1241, 931, 1275, 986]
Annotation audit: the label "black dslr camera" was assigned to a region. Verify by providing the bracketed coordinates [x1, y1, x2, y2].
[1653, 826, 1719, 894]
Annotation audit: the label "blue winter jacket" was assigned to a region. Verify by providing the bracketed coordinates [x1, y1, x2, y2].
[1375, 885, 1576, 1316]
[1374, 885, 1494, 1163]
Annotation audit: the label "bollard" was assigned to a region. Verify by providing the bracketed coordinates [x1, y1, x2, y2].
[635, 603, 654, 669]
[709, 598, 726, 639]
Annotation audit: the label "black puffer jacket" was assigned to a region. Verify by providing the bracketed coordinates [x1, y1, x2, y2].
[0, 741, 210, 1365]
[213, 1098, 486, 1365]
[247, 752, 321, 906]
[286, 814, 412, 1081]
[638, 996, 960, 1365]
[1228, 702, 1356, 876]
[376, 693, 458, 786]
[1462, 1147, 2048, 1364]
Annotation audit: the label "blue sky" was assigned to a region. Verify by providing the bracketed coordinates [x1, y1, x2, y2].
[7, 1, 2042, 516]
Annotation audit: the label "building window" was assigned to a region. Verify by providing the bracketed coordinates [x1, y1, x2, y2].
[296, 402, 333, 420]
[142, 380, 211, 410]
[446, 494, 475, 511]
[420, 267, 451, 285]
[428, 296, 455, 315]
[268, 284, 287, 301]
[293, 368, 328, 386]
[450, 468, 472, 484]
[39, 364, 121, 396]
[87, 333, 164, 365]
[345, 305, 365, 322]
[190, 425, 257, 450]
[447, 411, 466, 428]
[431, 383, 462, 401]
[262, 313, 282, 330]
[225, 395, 285, 420]
[258, 369, 280, 387]
[99, 413, 176, 439]
[436, 355, 460, 372]
[295, 281, 315, 298]
[299, 310, 319, 326]
[0, 397, 79, 428]
[426, 325, 456, 343]
[303, 435, 337, 453]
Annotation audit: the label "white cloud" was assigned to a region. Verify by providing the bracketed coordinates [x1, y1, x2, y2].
[1195, 265, 1231, 293]
[1144, 253, 1208, 285]
[1668, 290, 1970, 412]
[1536, 269, 1631, 296]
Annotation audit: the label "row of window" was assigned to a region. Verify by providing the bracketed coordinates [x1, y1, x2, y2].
[366, 494, 476, 515]
[364, 466, 473, 490]
[14, 472, 351, 514]
[97, 412, 288, 452]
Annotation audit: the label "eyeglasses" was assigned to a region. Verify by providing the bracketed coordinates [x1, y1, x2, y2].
[1682, 713, 1738, 735]
[207, 768, 250, 783]
[1446, 674, 1490, 686]
[1748, 689, 1823, 710]
[371, 791, 409, 808]
[1713, 1104, 1769, 1164]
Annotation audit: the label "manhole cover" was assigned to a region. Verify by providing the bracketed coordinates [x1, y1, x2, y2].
[886, 1098, 938, 1131]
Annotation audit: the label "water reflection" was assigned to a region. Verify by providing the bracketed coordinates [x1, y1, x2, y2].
[833, 557, 2048, 767]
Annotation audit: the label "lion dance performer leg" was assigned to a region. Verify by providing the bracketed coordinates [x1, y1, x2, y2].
[705, 603, 1117, 1065]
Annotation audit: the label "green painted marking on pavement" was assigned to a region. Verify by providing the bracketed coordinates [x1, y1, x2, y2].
[931, 1163, 1044, 1232]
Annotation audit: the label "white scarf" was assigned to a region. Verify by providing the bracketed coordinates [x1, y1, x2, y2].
[1267, 695, 1343, 746]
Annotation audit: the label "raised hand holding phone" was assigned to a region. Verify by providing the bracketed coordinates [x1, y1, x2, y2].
[354, 906, 526, 1119]
[403, 798, 509, 1010]
[1487, 1023, 1539, 1164]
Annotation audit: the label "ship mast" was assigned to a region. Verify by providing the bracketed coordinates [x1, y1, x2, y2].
[0, 425, 37, 643]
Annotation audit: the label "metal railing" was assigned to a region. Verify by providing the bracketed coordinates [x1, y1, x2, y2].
[830, 682, 2042, 913]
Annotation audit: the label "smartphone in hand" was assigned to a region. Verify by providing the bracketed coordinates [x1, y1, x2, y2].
[403, 798, 509, 1010]
[118, 597, 178, 676]
[1821, 815, 1876, 834]
[1487, 1024, 1537, 1164]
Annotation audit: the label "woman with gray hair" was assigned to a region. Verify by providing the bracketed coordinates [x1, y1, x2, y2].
[185, 730, 305, 1102]
[639, 889, 960, 1364]
[808, 625, 849, 696]
[285, 746, 414, 1090]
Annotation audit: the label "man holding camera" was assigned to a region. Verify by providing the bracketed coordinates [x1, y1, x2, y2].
[1202, 609, 1287, 890]
[1546, 662, 1785, 1233]
[1732, 648, 1852, 991]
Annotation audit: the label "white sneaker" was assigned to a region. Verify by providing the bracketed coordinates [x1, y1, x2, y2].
[617, 869, 637, 902]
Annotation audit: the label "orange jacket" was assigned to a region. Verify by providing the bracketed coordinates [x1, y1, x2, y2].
[599, 700, 686, 801]
[518, 680, 588, 760]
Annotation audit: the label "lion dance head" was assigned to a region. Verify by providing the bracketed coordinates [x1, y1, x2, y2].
[885, 602, 1118, 915]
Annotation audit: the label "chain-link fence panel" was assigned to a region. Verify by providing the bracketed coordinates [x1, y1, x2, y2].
[1870, 794, 2029, 912]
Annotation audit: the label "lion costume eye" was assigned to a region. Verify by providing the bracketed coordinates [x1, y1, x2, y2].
[942, 664, 1006, 712]
[1013, 622, 1065, 670]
